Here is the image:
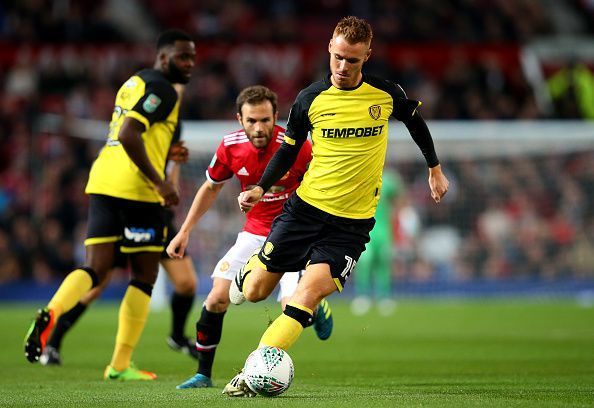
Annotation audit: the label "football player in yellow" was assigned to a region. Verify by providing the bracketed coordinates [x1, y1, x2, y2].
[224, 16, 449, 396]
[40, 139, 201, 366]
[24, 29, 196, 381]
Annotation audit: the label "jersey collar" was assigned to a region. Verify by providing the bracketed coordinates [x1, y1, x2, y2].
[326, 73, 365, 91]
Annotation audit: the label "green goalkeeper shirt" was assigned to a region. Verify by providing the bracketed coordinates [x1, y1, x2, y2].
[369, 170, 402, 242]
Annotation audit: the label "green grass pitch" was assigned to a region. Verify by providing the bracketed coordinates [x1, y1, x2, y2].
[1, 299, 593, 407]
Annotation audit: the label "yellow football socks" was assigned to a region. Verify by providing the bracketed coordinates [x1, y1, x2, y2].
[259, 302, 313, 350]
[110, 285, 151, 371]
[47, 269, 94, 318]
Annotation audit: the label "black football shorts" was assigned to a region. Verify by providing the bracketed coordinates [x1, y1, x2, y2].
[257, 193, 375, 291]
[85, 194, 167, 254]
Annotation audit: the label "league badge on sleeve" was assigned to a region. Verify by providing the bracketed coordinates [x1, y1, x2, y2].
[143, 93, 162, 113]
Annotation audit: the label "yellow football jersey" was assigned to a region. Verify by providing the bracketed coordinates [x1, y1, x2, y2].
[284, 74, 420, 219]
[85, 69, 179, 203]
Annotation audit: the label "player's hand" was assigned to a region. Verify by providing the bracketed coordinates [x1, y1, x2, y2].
[167, 231, 189, 259]
[238, 186, 264, 213]
[428, 164, 449, 203]
[156, 180, 180, 206]
[168, 141, 189, 163]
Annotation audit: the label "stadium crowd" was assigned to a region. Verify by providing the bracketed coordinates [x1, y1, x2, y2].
[1, 0, 593, 285]
[393, 153, 594, 282]
[0, 0, 566, 43]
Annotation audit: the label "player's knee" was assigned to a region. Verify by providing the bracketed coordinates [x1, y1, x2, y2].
[243, 284, 267, 303]
[173, 276, 196, 295]
[205, 291, 230, 311]
[131, 268, 159, 285]
[75, 266, 100, 288]
[86, 254, 115, 280]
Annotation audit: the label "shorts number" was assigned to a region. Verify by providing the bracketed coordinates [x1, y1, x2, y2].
[341, 255, 357, 279]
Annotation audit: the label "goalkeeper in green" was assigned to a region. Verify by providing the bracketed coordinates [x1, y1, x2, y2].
[351, 170, 403, 316]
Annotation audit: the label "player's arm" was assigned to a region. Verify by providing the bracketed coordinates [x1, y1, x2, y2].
[390, 82, 449, 203]
[122, 80, 180, 205]
[239, 97, 310, 213]
[400, 111, 448, 202]
[118, 117, 178, 205]
[167, 179, 224, 258]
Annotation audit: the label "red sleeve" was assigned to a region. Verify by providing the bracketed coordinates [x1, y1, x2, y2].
[206, 141, 234, 183]
[293, 140, 312, 178]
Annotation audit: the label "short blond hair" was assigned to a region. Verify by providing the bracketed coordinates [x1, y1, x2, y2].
[333, 16, 373, 45]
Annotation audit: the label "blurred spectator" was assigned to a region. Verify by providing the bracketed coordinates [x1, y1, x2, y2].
[2, 0, 123, 42]
[547, 59, 594, 119]
[0, 229, 21, 283]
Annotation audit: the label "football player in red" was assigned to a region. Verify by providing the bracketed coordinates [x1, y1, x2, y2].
[167, 85, 333, 389]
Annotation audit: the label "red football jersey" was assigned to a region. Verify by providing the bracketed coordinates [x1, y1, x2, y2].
[207, 125, 312, 236]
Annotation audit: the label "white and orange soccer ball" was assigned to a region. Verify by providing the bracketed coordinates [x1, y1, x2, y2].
[243, 346, 294, 397]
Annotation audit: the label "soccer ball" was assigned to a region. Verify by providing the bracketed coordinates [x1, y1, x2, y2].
[243, 346, 294, 397]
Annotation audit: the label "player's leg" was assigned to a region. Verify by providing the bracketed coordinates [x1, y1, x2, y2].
[47, 195, 122, 318]
[278, 271, 333, 340]
[24, 195, 120, 363]
[259, 263, 337, 350]
[104, 199, 164, 380]
[161, 257, 198, 358]
[246, 207, 373, 351]
[105, 251, 160, 380]
[177, 232, 266, 389]
[41, 268, 117, 366]
[224, 203, 374, 396]
[24, 245, 112, 363]
[374, 237, 396, 315]
[223, 264, 337, 397]
[161, 210, 199, 358]
[176, 277, 229, 389]
[230, 195, 316, 306]
[236, 257, 284, 304]
[48, 244, 112, 318]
